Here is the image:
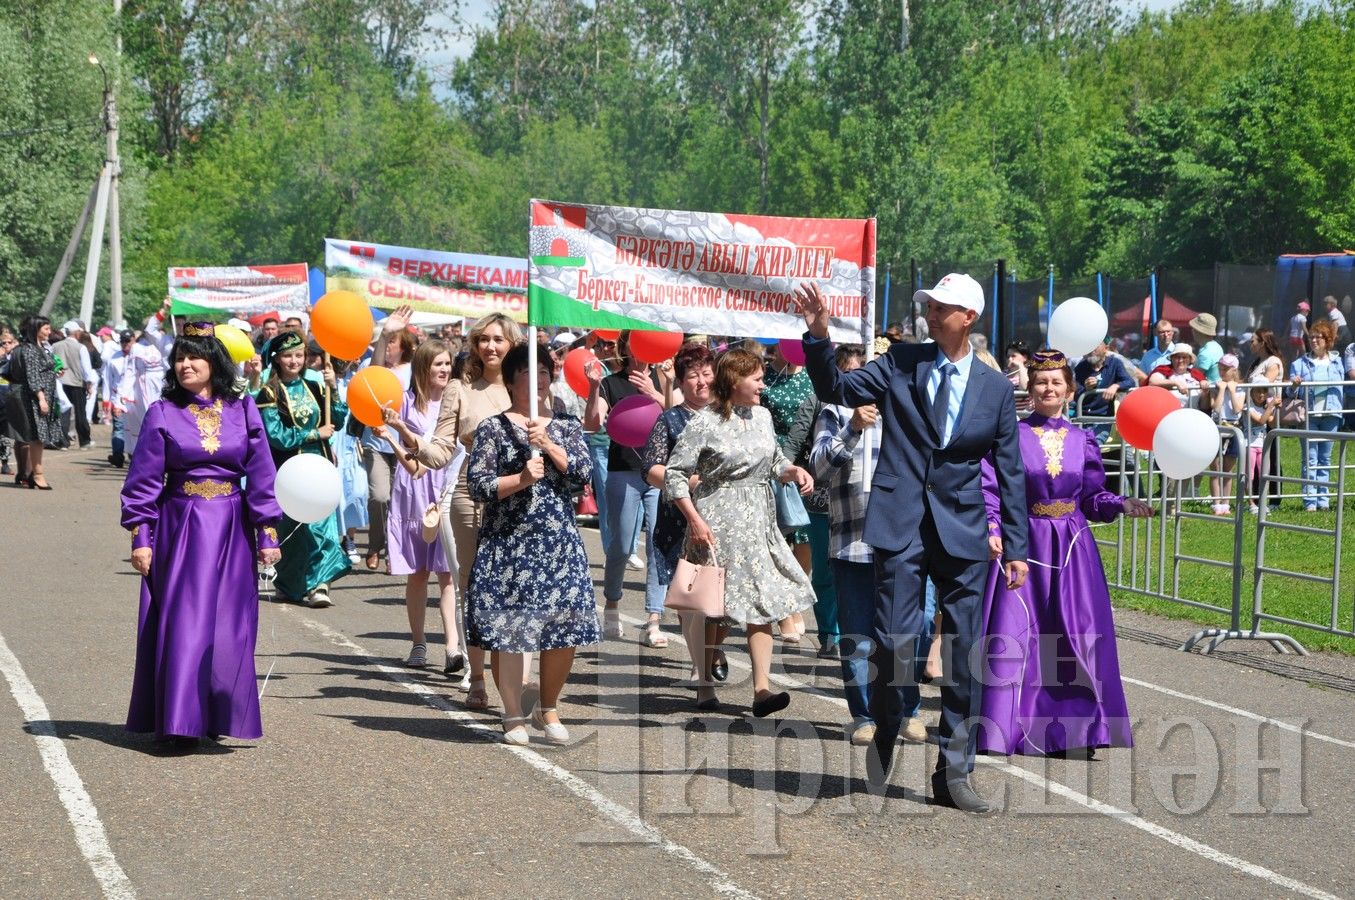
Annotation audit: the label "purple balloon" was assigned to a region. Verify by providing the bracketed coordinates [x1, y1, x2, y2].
[778, 338, 806, 366]
[606, 394, 662, 448]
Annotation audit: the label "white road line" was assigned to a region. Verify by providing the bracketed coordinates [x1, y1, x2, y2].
[0, 630, 135, 900]
[989, 760, 1344, 900]
[288, 611, 759, 900]
[617, 613, 1343, 899]
[1120, 676, 1355, 751]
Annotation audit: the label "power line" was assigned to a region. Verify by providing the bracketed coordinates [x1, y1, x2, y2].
[0, 117, 101, 141]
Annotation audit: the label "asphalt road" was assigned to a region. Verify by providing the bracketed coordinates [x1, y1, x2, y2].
[3, 430, 1353, 899]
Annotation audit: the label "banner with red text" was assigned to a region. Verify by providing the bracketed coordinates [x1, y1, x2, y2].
[528, 201, 875, 344]
[168, 264, 309, 316]
[324, 238, 528, 325]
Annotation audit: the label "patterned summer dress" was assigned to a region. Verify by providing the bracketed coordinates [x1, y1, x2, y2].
[465, 413, 599, 652]
[662, 406, 815, 625]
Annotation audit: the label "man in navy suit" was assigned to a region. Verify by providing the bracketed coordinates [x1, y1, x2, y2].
[796, 274, 1029, 813]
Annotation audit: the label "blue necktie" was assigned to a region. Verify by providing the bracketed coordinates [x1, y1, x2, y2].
[932, 362, 953, 442]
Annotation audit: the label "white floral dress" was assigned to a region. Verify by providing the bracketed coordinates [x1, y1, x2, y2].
[663, 405, 815, 625]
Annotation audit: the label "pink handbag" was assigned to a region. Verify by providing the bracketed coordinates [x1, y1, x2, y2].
[664, 548, 726, 619]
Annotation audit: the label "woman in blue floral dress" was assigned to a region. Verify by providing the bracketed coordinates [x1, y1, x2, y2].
[466, 343, 597, 746]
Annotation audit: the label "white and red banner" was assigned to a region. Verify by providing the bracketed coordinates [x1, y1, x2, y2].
[168, 264, 309, 316]
[528, 201, 875, 344]
[324, 238, 528, 324]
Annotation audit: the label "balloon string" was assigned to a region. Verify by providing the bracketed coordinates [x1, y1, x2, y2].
[365, 373, 398, 413]
[276, 521, 305, 547]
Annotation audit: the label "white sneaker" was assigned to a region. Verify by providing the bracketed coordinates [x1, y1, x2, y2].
[626, 553, 644, 570]
[603, 607, 624, 639]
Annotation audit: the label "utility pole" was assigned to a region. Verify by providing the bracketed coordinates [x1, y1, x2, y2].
[42, 1, 123, 328]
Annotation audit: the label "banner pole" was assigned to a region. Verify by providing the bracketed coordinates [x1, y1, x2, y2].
[528, 326, 540, 457]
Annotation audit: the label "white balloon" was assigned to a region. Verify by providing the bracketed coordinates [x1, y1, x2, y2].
[1047, 296, 1109, 358]
[274, 453, 341, 524]
[1152, 408, 1221, 480]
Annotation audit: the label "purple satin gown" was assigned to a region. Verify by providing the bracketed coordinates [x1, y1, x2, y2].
[120, 394, 282, 739]
[978, 413, 1133, 756]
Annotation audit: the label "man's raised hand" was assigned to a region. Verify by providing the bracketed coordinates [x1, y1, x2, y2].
[791, 283, 831, 340]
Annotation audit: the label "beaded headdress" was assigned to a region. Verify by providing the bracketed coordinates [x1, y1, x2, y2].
[263, 331, 304, 360]
[183, 322, 216, 338]
[1027, 349, 1069, 371]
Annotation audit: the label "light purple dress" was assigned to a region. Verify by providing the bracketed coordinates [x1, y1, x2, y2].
[386, 390, 449, 575]
[120, 394, 282, 739]
[978, 413, 1133, 756]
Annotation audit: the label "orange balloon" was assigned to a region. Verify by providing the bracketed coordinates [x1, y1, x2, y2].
[311, 291, 375, 361]
[564, 347, 600, 397]
[629, 329, 684, 364]
[592, 329, 621, 341]
[348, 366, 403, 427]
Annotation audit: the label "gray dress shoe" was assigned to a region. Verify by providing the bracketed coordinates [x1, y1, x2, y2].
[930, 773, 993, 814]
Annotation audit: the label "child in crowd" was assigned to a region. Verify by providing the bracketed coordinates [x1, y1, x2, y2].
[1209, 354, 1244, 515]
[1245, 385, 1280, 513]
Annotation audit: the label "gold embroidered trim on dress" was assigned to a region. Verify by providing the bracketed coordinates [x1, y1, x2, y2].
[132, 525, 143, 538]
[1031, 425, 1069, 477]
[1030, 499, 1076, 518]
[181, 479, 234, 499]
[262, 526, 279, 542]
[189, 399, 224, 454]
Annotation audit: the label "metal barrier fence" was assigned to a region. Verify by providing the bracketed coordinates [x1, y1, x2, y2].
[1076, 389, 1355, 656]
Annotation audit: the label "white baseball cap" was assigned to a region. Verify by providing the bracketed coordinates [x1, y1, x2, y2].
[913, 273, 985, 316]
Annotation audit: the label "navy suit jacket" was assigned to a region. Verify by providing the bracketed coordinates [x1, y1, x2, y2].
[804, 335, 1029, 562]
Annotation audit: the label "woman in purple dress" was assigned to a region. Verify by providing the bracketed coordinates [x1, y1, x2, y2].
[120, 324, 283, 751]
[978, 350, 1152, 758]
[378, 340, 460, 671]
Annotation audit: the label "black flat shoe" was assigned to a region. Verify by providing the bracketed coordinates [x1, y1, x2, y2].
[816, 637, 840, 659]
[443, 652, 465, 676]
[711, 650, 729, 683]
[751, 691, 790, 718]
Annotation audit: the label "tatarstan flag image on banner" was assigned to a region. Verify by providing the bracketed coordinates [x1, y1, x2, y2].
[528, 200, 875, 345]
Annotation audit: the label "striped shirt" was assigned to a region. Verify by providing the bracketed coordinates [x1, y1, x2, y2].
[808, 403, 880, 564]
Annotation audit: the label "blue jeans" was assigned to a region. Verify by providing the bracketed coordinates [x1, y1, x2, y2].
[808, 512, 838, 639]
[831, 558, 936, 722]
[110, 412, 125, 461]
[603, 471, 663, 614]
[1303, 414, 1341, 509]
[587, 436, 613, 551]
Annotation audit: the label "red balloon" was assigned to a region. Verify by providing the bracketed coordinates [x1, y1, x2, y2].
[564, 347, 600, 398]
[629, 330, 684, 364]
[592, 329, 621, 341]
[1115, 386, 1180, 451]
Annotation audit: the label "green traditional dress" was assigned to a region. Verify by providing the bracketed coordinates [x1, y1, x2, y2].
[257, 376, 351, 602]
